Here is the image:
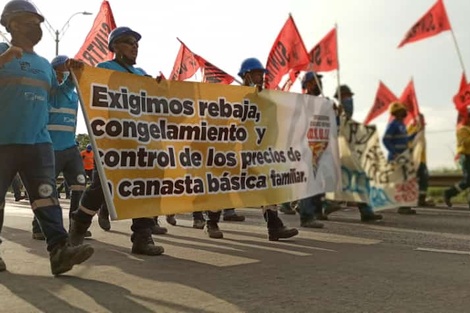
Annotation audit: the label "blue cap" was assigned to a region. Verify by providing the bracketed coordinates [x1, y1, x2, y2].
[51, 55, 68, 68]
[301, 71, 323, 89]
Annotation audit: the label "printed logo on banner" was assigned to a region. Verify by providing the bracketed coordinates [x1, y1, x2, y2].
[307, 115, 330, 176]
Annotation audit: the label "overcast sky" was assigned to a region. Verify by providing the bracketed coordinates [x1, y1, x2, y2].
[7, 0, 470, 170]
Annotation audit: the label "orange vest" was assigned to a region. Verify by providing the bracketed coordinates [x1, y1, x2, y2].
[80, 150, 94, 170]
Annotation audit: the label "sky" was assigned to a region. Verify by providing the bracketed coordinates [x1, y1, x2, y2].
[4, 0, 470, 170]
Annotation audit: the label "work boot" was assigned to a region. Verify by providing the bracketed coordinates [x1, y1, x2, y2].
[268, 226, 299, 241]
[98, 207, 111, 231]
[131, 233, 164, 256]
[418, 194, 435, 207]
[32, 232, 46, 241]
[223, 213, 245, 222]
[49, 241, 94, 276]
[0, 256, 6, 272]
[314, 213, 328, 221]
[14, 195, 25, 202]
[69, 218, 92, 246]
[397, 207, 416, 215]
[205, 222, 223, 239]
[361, 213, 383, 222]
[151, 219, 168, 235]
[324, 201, 342, 216]
[166, 215, 177, 226]
[280, 203, 296, 215]
[300, 219, 324, 229]
[193, 219, 206, 229]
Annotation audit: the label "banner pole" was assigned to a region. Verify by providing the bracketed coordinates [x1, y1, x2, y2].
[71, 68, 118, 220]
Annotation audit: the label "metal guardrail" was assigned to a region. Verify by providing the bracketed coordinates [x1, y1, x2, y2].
[428, 174, 462, 187]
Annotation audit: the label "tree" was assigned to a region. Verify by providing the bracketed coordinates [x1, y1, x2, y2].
[75, 133, 90, 151]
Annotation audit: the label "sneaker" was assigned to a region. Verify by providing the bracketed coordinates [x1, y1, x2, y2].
[32, 232, 46, 241]
[49, 242, 94, 276]
[205, 223, 223, 239]
[280, 206, 296, 215]
[151, 222, 168, 235]
[193, 219, 206, 229]
[166, 215, 177, 226]
[131, 234, 165, 256]
[397, 207, 417, 215]
[222, 214, 245, 222]
[0, 256, 6, 272]
[268, 226, 299, 241]
[98, 209, 111, 231]
[300, 220, 324, 229]
[361, 213, 383, 222]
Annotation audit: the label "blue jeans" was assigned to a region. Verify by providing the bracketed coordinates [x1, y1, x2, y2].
[0, 144, 68, 251]
[298, 194, 323, 222]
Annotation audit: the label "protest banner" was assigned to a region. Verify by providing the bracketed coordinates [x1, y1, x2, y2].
[73, 65, 339, 219]
[328, 118, 422, 211]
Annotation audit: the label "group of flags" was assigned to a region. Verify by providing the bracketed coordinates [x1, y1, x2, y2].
[75, 0, 467, 127]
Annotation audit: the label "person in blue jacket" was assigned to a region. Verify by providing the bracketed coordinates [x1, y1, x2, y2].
[383, 101, 418, 215]
[68, 27, 164, 256]
[31, 55, 89, 241]
[0, 0, 93, 274]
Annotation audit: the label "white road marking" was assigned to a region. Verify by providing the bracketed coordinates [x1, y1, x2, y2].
[415, 247, 470, 255]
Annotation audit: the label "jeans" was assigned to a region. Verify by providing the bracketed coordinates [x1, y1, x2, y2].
[445, 154, 470, 198]
[298, 194, 323, 222]
[75, 167, 155, 236]
[0, 144, 68, 251]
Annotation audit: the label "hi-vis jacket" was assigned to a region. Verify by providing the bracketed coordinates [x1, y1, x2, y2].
[48, 78, 79, 151]
[457, 125, 470, 155]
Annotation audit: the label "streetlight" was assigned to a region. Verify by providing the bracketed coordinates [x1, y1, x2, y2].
[45, 11, 92, 56]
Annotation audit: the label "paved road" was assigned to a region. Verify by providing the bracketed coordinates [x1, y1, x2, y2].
[1, 196, 470, 313]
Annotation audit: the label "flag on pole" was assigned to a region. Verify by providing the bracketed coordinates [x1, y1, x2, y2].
[364, 81, 398, 125]
[169, 40, 200, 81]
[265, 15, 310, 90]
[399, 80, 420, 125]
[75, 0, 116, 66]
[397, 0, 451, 48]
[306, 27, 338, 72]
[195, 55, 235, 85]
[453, 73, 470, 118]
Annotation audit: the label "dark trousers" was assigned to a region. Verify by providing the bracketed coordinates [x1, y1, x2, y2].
[445, 154, 470, 198]
[0, 144, 68, 251]
[74, 168, 154, 235]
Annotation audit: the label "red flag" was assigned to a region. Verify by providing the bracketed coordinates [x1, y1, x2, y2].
[398, 0, 451, 48]
[399, 80, 420, 125]
[453, 73, 469, 125]
[75, 1, 116, 66]
[169, 40, 200, 81]
[280, 70, 300, 92]
[265, 15, 310, 90]
[364, 81, 398, 125]
[195, 55, 234, 85]
[306, 28, 338, 72]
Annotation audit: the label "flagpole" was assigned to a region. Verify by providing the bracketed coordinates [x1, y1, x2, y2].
[335, 23, 342, 109]
[449, 28, 467, 76]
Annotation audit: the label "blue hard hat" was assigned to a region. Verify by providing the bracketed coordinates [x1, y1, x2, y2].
[301, 71, 323, 89]
[51, 55, 68, 68]
[238, 58, 267, 78]
[1, 0, 44, 27]
[86, 144, 92, 151]
[108, 26, 141, 52]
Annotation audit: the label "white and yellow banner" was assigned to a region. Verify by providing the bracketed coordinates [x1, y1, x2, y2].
[73, 66, 340, 219]
[328, 117, 423, 211]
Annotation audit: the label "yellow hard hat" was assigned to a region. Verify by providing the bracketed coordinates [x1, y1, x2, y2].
[389, 101, 407, 114]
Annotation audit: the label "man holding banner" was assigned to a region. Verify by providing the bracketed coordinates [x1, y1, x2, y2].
[69, 26, 165, 256]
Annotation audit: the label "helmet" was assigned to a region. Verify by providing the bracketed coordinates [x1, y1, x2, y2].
[238, 58, 267, 78]
[334, 85, 354, 99]
[108, 26, 141, 52]
[389, 101, 407, 114]
[86, 144, 92, 151]
[301, 71, 323, 89]
[51, 55, 68, 68]
[1, 0, 44, 27]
